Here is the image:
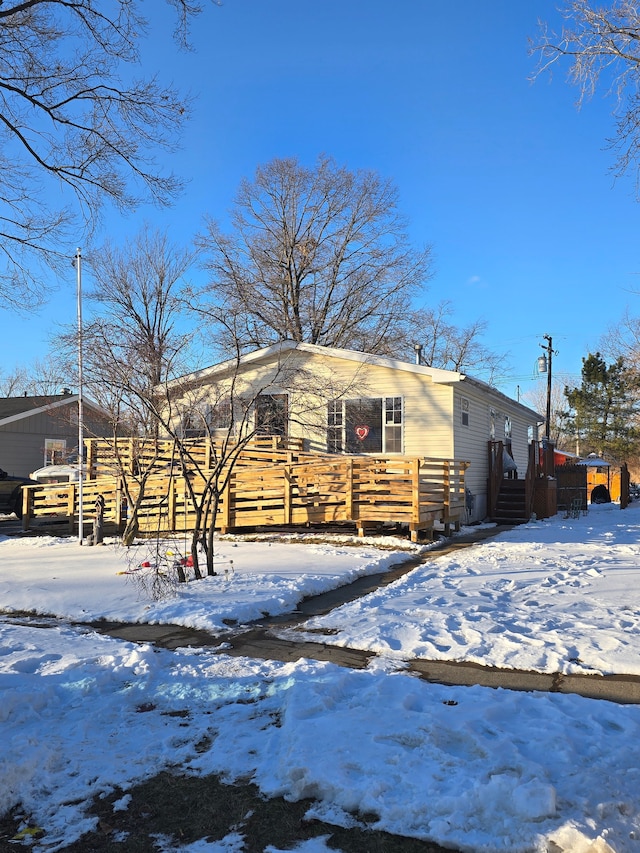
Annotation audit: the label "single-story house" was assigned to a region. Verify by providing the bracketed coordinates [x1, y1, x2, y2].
[166, 341, 542, 523]
[0, 393, 112, 479]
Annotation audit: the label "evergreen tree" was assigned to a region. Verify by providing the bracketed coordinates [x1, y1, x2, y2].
[563, 352, 640, 461]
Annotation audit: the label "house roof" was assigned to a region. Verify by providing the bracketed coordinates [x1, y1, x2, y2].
[0, 394, 109, 428]
[168, 341, 543, 420]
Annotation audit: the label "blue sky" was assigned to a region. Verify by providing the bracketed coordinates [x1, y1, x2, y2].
[4, 0, 640, 404]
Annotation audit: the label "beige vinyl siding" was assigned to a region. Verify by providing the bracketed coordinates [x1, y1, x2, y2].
[453, 386, 539, 481]
[452, 386, 541, 521]
[173, 344, 542, 524]
[196, 349, 457, 457]
[453, 389, 489, 494]
[403, 376, 453, 457]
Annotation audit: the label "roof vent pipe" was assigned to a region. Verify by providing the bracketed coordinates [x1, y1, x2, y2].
[414, 344, 423, 366]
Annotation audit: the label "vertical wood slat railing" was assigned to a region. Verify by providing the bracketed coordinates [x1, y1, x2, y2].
[22, 445, 469, 542]
[524, 441, 538, 519]
[488, 440, 541, 523]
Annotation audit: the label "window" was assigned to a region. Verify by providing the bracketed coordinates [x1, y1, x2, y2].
[345, 398, 383, 452]
[182, 401, 238, 437]
[181, 411, 206, 439]
[208, 400, 233, 431]
[255, 394, 288, 437]
[384, 396, 403, 452]
[327, 400, 343, 452]
[44, 439, 66, 466]
[461, 397, 470, 427]
[327, 397, 403, 453]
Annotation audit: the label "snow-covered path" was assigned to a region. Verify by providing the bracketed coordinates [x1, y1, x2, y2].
[284, 503, 640, 677]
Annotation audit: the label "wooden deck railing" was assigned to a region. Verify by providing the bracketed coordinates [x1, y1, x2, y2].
[487, 440, 505, 519]
[22, 442, 469, 542]
[524, 441, 537, 519]
[84, 435, 307, 478]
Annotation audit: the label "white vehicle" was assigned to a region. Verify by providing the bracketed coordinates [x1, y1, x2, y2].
[29, 464, 85, 484]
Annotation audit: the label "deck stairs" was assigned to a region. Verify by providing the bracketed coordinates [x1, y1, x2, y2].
[492, 478, 529, 525]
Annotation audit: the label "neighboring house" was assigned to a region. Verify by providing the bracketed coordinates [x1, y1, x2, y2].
[168, 341, 542, 523]
[0, 393, 112, 479]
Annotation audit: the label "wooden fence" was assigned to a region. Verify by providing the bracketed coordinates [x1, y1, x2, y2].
[555, 464, 588, 513]
[22, 441, 469, 542]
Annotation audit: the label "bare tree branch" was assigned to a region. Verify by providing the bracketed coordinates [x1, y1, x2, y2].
[0, 0, 214, 305]
[531, 0, 640, 191]
[53, 225, 198, 434]
[196, 155, 434, 356]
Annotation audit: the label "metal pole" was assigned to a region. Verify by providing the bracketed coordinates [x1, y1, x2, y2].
[76, 248, 84, 544]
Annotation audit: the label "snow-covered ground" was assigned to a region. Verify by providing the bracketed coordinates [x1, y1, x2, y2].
[1, 503, 640, 852]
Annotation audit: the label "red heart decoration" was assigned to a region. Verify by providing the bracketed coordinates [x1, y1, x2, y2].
[355, 425, 370, 440]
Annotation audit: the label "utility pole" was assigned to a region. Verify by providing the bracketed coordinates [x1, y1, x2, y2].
[540, 334, 553, 442]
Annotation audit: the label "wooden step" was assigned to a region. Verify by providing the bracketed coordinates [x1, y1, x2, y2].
[492, 479, 529, 524]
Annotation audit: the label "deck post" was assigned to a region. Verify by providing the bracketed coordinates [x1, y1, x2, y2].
[443, 459, 451, 537]
[69, 483, 77, 535]
[167, 476, 176, 531]
[22, 487, 32, 532]
[86, 439, 96, 479]
[115, 481, 123, 533]
[220, 476, 231, 533]
[283, 465, 292, 525]
[345, 458, 354, 522]
[410, 458, 421, 542]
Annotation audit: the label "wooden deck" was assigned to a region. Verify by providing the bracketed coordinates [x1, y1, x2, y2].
[22, 439, 469, 542]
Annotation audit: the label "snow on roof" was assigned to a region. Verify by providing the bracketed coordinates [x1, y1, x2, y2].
[577, 454, 610, 467]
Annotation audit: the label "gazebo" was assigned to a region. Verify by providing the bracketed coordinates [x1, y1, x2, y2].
[577, 454, 612, 502]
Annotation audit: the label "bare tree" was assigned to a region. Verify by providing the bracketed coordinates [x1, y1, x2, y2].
[0, 359, 68, 397]
[197, 155, 433, 356]
[600, 307, 640, 449]
[532, 0, 640, 189]
[61, 226, 198, 430]
[52, 226, 198, 544]
[601, 307, 640, 373]
[0, 367, 30, 398]
[0, 0, 214, 307]
[520, 378, 574, 450]
[411, 301, 508, 384]
[119, 343, 314, 577]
